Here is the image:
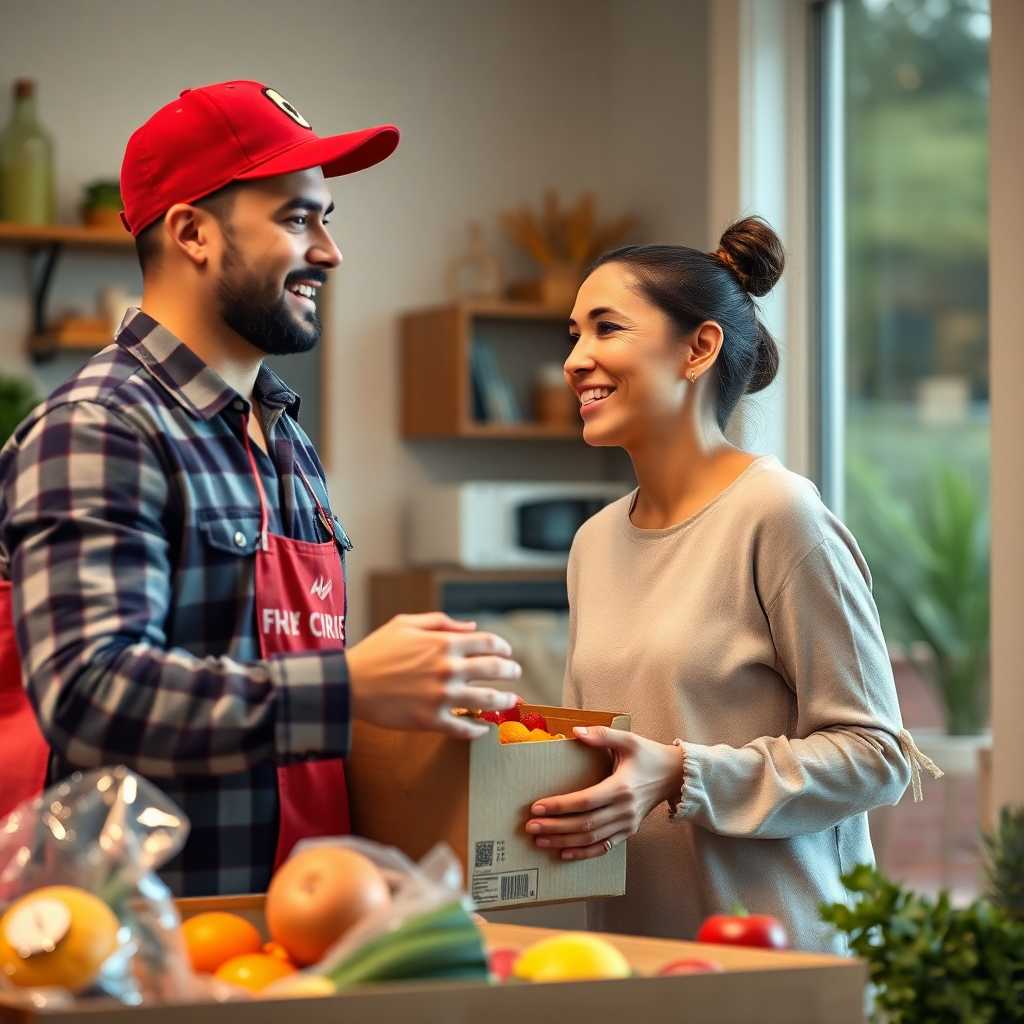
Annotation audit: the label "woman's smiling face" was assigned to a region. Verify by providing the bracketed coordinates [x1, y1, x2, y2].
[565, 261, 691, 448]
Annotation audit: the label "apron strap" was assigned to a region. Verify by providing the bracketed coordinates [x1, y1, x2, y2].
[241, 417, 271, 551]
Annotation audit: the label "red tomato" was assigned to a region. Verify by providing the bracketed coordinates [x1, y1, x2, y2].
[488, 947, 520, 982]
[696, 914, 789, 949]
[656, 957, 724, 976]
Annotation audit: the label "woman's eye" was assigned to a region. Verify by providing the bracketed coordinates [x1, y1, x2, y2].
[596, 321, 621, 335]
[568, 334, 580, 348]
[287, 215, 308, 227]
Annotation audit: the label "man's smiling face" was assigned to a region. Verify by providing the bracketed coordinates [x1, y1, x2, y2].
[213, 167, 342, 356]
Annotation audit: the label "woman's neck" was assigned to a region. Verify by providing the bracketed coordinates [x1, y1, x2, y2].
[626, 424, 757, 529]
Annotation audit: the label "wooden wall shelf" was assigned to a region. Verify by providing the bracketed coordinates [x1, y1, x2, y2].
[0, 221, 137, 361]
[400, 301, 579, 441]
[0, 221, 133, 249]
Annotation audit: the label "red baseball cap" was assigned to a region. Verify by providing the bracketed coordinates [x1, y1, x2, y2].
[119, 80, 399, 236]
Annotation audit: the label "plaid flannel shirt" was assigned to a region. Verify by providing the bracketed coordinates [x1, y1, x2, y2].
[0, 309, 352, 896]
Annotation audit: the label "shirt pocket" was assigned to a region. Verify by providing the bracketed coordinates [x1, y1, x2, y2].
[197, 509, 263, 556]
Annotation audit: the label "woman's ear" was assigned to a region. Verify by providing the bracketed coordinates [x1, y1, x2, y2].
[683, 321, 724, 381]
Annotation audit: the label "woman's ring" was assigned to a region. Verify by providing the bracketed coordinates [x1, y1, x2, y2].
[602, 838, 613, 853]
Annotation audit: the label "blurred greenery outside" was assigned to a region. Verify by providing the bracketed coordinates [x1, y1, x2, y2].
[841, 0, 991, 732]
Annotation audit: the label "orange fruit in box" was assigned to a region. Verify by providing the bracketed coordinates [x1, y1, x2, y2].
[215, 952, 297, 991]
[498, 721, 531, 744]
[266, 846, 391, 966]
[181, 911, 263, 973]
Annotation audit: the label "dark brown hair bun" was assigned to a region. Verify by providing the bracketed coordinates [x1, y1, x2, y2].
[715, 216, 785, 297]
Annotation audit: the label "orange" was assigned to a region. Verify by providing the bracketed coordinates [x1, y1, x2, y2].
[215, 952, 297, 992]
[262, 941, 294, 963]
[181, 912, 263, 974]
[498, 721, 531, 744]
[527, 728, 552, 741]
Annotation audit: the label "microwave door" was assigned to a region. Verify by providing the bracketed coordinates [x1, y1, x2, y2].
[516, 498, 594, 553]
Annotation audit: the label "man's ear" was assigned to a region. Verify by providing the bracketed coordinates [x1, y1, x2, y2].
[682, 320, 724, 380]
[163, 203, 216, 268]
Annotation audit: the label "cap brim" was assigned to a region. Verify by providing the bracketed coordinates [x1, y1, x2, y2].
[235, 124, 399, 182]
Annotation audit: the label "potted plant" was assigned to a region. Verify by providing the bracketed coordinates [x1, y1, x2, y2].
[80, 179, 123, 230]
[849, 459, 989, 744]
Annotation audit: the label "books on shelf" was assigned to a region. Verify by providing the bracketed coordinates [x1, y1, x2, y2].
[470, 339, 522, 423]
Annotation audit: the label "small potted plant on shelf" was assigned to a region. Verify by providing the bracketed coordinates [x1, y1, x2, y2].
[80, 179, 123, 230]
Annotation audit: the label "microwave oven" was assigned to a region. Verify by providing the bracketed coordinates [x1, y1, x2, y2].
[407, 481, 631, 569]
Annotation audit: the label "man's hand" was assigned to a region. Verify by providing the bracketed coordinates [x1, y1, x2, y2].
[524, 727, 686, 859]
[347, 612, 522, 739]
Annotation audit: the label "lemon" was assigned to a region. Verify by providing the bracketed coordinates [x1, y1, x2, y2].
[264, 973, 337, 998]
[498, 721, 531, 744]
[513, 932, 631, 982]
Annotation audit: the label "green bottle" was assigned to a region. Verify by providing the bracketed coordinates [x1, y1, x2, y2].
[0, 79, 56, 224]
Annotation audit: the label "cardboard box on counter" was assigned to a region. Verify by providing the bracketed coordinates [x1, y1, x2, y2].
[0, 896, 868, 1024]
[346, 704, 629, 911]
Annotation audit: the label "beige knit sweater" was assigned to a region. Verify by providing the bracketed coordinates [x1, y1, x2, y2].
[564, 455, 925, 953]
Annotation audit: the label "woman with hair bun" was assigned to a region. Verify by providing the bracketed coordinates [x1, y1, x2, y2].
[525, 217, 939, 952]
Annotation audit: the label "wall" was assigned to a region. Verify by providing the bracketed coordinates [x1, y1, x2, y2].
[0, 0, 711, 639]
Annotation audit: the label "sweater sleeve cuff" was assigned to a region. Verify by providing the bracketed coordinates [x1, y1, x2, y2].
[666, 738, 708, 821]
[269, 649, 352, 762]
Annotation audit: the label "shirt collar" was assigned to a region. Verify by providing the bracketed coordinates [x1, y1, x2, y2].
[114, 308, 302, 420]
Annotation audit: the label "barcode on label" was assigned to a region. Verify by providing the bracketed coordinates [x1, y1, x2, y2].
[474, 841, 495, 868]
[500, 872, 531, 902]
[470, 868, 539, 906]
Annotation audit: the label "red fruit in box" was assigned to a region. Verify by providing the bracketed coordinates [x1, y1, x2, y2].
[488, 947, 520, 982]
[519, 710, 548, 732]
[482, 705, 521, 726]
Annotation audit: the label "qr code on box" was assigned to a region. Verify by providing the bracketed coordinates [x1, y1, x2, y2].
[474, 840, 494, 868]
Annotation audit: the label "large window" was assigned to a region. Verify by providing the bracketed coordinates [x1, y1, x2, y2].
[816, 0, 991, 896]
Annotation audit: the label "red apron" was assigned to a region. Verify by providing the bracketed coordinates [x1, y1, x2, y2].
[0, 579, 49, 819]
[244, 426, 351, 869]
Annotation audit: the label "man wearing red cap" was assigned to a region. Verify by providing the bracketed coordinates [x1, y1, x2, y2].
[0, 82, 521, 895]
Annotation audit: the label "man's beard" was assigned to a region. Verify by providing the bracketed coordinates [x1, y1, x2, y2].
[216, 238, 321, 356]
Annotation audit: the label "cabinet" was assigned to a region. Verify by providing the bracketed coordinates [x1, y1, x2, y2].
[0, 221, 135, 359]
[369, 567, 567, 630]
[400, 301, 579, 440]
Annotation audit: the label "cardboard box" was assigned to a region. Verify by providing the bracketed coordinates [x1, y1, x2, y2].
[346, 704, 629, 909]
[0, 896, 868, 1023]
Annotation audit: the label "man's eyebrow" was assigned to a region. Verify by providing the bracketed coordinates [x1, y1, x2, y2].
[275, 197, 335, 217]
[568, 307, 624, 327]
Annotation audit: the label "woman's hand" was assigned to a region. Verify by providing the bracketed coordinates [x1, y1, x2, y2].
[525, 727, 686, 860]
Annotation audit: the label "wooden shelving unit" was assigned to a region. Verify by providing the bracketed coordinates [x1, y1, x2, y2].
[0, 221, 136, 361]
[400, 300, 579, 441]
[0, 222, 133, 250]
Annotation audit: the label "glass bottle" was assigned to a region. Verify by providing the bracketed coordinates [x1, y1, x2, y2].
[446, 220, 502, 302]
[0, 79, 56, 224]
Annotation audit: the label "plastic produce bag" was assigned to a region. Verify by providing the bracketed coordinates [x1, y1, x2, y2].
[267, 836, 489, 994]
[0, 766, 209, 1008]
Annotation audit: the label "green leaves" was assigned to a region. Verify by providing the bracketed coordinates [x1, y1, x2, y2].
[848, 457, 989, 735]
[0, 374, 39, 449]
[820, 865, 1024, 1022]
